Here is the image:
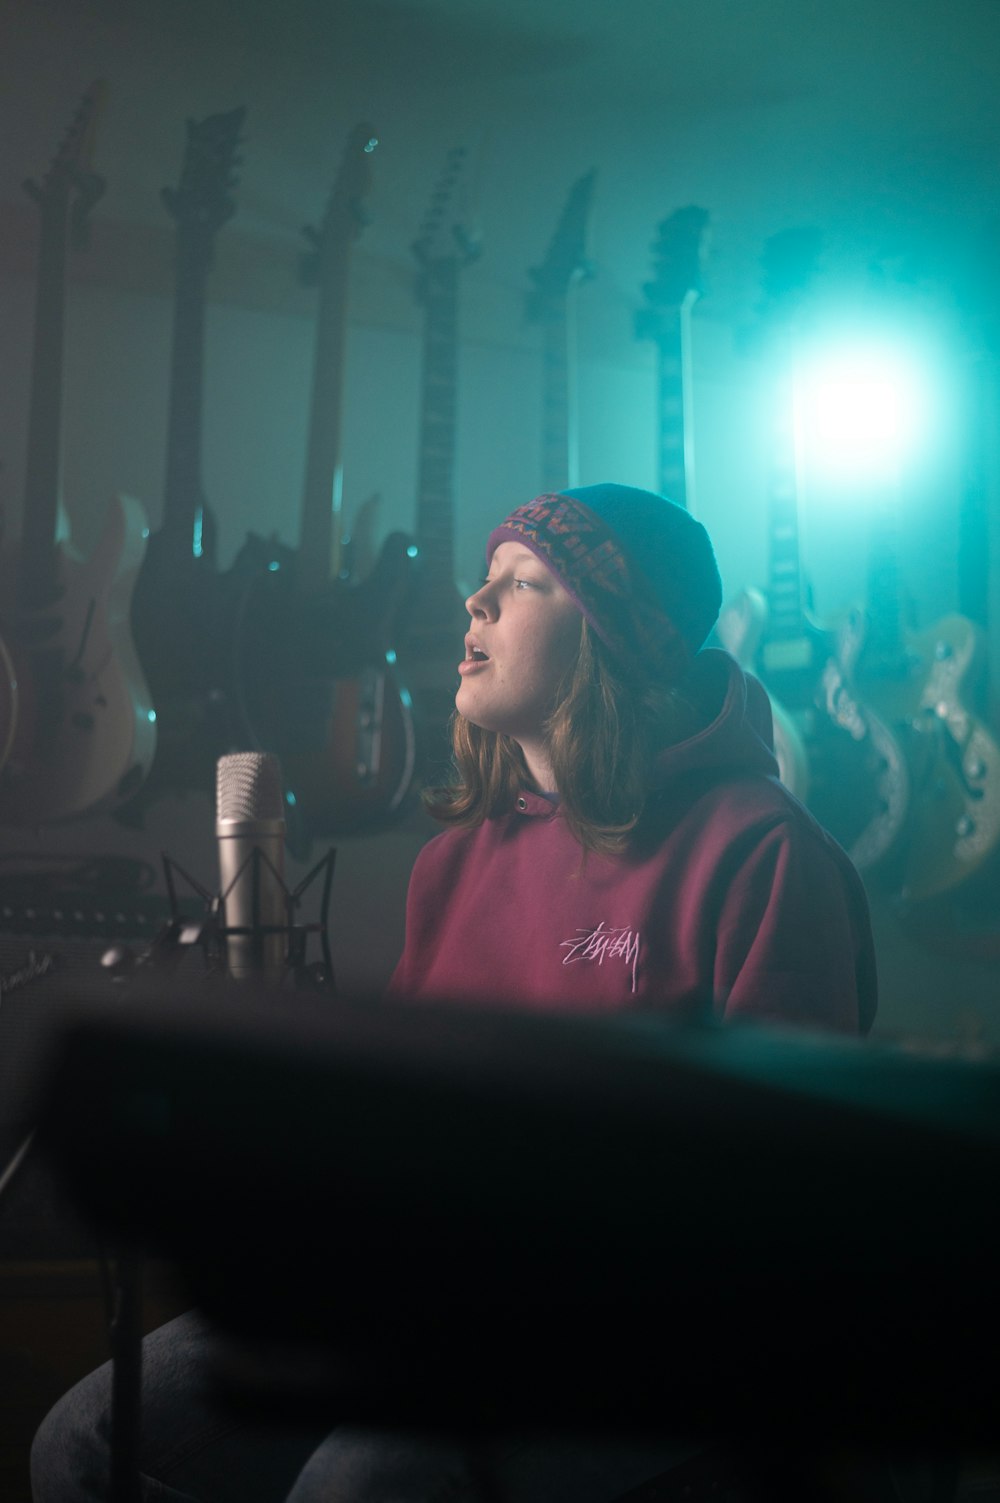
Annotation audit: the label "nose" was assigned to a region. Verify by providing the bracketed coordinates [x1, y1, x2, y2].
[465, 580, 497, 620]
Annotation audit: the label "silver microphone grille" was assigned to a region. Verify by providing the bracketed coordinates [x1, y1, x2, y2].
[216, 752, 285, 823]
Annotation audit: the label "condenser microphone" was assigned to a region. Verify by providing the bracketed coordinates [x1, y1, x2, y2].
[216, 752, 288, 983]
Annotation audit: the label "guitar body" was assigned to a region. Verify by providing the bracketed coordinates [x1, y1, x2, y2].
[715, 587, 810, 800]
[718, 592, 910, 868]
[232, 532, 419, 843]
[118, 108, 248, 820]
[808, 651, 911, 872]
[2, 86, 156, 826]
[0, 493, 157, 824]
[840, 609, 1000, 901]
[127, 541, 241, 811]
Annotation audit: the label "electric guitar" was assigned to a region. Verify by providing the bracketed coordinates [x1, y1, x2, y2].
[837, 499, 1000, 902]
[635, 204, 709, 510]
[0, 82, 157, 826]
[526, 169, 596, 492]
[633, 208, 805, 788]
[720, 229, 912, 874]
[232, 124, 418, 843]
[126, 106, 247, 816]
[397, 146, 481, 776]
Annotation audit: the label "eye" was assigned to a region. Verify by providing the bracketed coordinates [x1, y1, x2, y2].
[513, 577, 537, 590]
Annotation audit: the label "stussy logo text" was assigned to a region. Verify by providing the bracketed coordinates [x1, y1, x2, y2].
[560, 922, 640, 993]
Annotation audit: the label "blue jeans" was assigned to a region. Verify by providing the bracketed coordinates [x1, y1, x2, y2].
[31, 1311, 691, 1502]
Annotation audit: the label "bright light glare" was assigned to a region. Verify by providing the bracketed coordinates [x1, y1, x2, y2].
[796, 342, 932, 483]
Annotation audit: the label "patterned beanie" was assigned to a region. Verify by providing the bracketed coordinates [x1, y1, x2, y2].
[486, 484, 723, 675]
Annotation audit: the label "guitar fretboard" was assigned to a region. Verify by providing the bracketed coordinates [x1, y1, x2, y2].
[541, 315, 573, 493]
[20, 193, 71, 614]
[299, 230, 353, 594]
[655, 313, 688, 507]
[161, 234, 210, 564]
[764, 373, 808, 646]
[415, 260, 460, 624]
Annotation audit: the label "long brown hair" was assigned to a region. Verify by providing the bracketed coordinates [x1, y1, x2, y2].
[424, 619, 698, 856]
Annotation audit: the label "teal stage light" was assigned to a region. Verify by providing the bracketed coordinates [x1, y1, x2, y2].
[795, 337, 934, 486]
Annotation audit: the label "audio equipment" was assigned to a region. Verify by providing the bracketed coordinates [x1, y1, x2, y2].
[216, 751, 288, 983]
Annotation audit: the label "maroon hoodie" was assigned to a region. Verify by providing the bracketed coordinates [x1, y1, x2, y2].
[389, 651, 876, 1035]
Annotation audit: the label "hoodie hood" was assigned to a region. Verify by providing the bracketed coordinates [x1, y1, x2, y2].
[655, 650, 780, 785]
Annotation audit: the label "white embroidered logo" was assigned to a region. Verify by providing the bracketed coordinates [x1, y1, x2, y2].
[560, 922, 640, 993]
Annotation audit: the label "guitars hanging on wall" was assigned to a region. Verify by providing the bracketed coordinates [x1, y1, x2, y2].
[635, 204, 709, 510]
[717, 228, 911, 872]
[836, 497, 1000, 903]
[124, 107, 247, 822]
[888, 293, 1000, 948]
[231, 124, 418, 845]
[0, 82, 157, 827]
[525, 168, 596, 493]
[397, 145, 481, 777]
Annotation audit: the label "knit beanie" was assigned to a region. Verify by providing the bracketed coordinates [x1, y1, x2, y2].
[486, 484, 723, 675]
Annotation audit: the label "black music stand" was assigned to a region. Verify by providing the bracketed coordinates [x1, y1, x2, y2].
[30, 992, 1000, 1458]
[108, 1252, 143, 1503]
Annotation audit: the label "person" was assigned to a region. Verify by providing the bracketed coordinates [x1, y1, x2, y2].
[389, 483, 875, 1029]
[31, 483, 876, 1503]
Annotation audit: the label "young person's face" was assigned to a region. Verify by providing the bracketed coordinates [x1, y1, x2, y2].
[456, 541, 582, 751]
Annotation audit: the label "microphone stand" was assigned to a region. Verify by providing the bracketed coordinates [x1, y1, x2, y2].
[100, 842, 339, 1502]
[109, 1250, 143, 1503]
[159, 845, 338, 992]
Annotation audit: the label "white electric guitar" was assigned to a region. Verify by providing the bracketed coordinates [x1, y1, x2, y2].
[0, 83, 156, 826]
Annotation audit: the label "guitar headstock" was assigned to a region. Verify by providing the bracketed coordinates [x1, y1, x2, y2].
[526, 168, 597, 323]
[24, 80, 109, 242]
[300, 121, 378, 285]
[162, 106, 246, 253]
[412, 146, 481, 298]
[636, 204, 710, 339]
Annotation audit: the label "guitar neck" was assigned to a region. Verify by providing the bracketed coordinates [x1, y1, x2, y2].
[298, 232, 353, 595]
[161, 240, 211, 564]
[527, 170, 594, 494]
[652, 296, 696, 509]
[540, 303, 581, 494]
[415, 261, 460, 615]
[20, 196, 71, 612]
[763, 360, 808, 645]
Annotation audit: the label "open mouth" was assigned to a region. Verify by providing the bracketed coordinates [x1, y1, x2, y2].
[464, 635, 490, 663]
[459, 637, 491, 675]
